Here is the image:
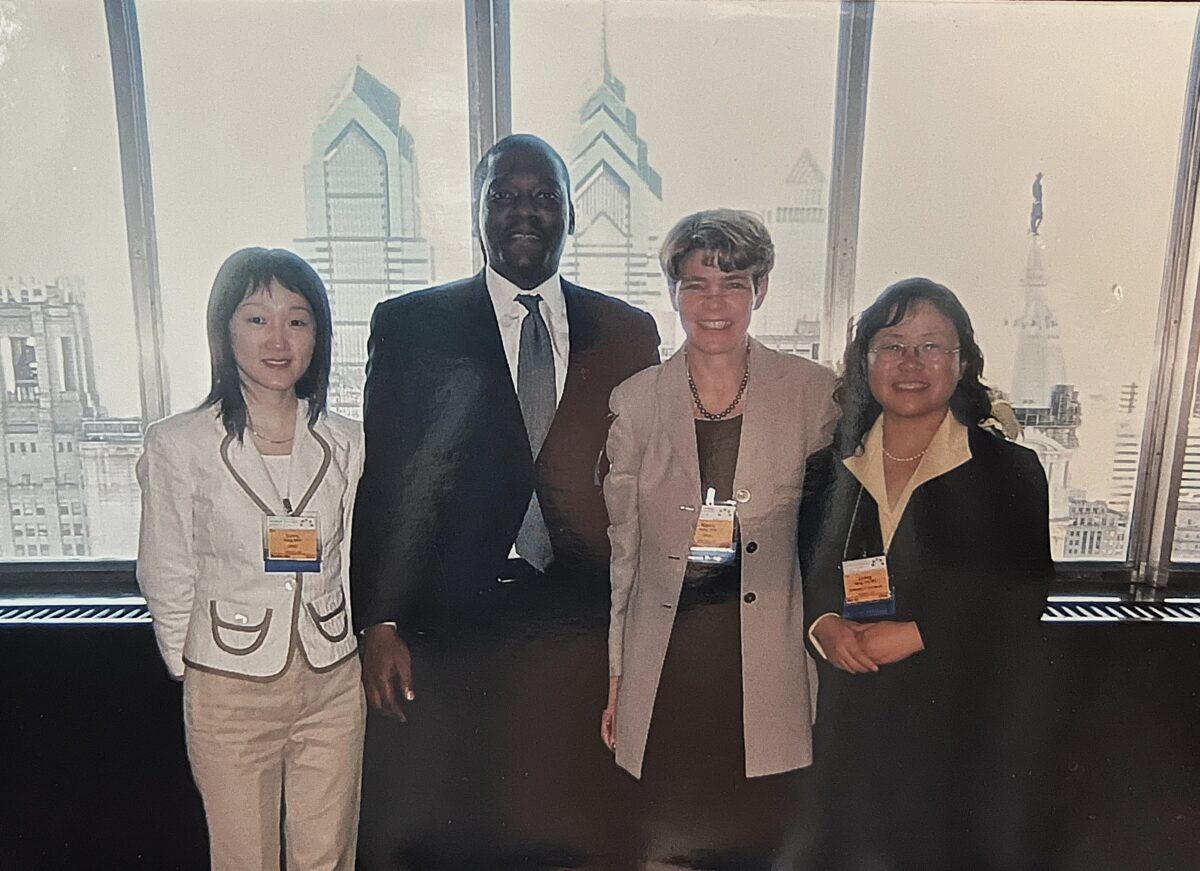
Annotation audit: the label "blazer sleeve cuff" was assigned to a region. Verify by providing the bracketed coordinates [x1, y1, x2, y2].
[807, 612, 839, 660]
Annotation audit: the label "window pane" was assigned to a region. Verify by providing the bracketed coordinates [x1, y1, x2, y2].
[139, 0, 472, 418]
[856, 1, 1196, 562]
[0, 0, 143, 559]
[1172, 255, 1200, 562]
[512, 0, 840, 357]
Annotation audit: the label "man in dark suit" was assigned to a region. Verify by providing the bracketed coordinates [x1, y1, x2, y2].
[352, 134, 659, 868]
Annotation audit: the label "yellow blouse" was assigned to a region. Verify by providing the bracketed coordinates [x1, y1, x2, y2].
[842, 410, 972, 550]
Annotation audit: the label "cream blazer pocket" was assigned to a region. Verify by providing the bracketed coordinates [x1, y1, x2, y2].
[207, 600, 275, 656]
[306, 587, 349, 643]
[299, 585, 355, 667]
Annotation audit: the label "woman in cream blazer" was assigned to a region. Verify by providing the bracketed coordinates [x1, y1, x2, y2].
[137, 248, 364, 871]
[601, 211, 837, 860]
[139, 400, 361, 680]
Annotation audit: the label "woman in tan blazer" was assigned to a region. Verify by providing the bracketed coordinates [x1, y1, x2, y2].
[137, 248, 364, 871]
[601, 210, 837, 861]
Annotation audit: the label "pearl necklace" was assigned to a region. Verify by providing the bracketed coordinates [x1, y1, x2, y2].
[686, 344, 750, 421]
[881, 445, 926, 463]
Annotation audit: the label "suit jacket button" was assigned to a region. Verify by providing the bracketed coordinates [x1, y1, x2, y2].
[743, 592, 756, 604]
[735, 488, 751, 503]
[745, 541, 758, 554]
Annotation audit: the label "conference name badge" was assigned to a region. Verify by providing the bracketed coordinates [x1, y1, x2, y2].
[689, 487, 738, 565]
[841, 555, 895, 618]
[263, 514, 322, 573]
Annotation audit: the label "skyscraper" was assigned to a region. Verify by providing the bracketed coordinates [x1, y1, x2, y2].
[1109, 383, 1141, 510]
[1172, 380, 1200, 561]
[0, 277, 101, 558]
[559, 24, 671, 348]
[79, 417, 144, 558]
[760, 148, 828, 359]
[295, 66, 433, 418]
[1064, 492, 1127, 559]
[1063, 382, 1143, 562]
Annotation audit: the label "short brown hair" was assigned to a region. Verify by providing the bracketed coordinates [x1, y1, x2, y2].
[659, 209, 775, 291]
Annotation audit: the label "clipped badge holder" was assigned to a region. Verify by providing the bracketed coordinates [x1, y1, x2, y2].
[263, 514, 322, 573]
[688, 487, 738, 565]
[841, 555, 896, 619]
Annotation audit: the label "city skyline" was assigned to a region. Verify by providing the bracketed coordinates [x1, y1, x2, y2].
[2, 0, 1197, 558]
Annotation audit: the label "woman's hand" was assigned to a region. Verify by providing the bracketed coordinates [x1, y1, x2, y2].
[858, 620, 924, 665]
[600, 676, 619, 752]
[812, 615, 879, 674]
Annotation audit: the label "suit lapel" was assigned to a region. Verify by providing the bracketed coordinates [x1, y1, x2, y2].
[559, 280, 597, 408]
[657, 350, 701, 494]
[454, 272, 510, 372]
[463, 271, 532, 458]
[537, 281, 597, 459]
[732, 338, 787, 497]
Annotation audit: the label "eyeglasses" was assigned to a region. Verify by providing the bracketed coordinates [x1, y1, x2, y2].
[867, 342, 961, 364]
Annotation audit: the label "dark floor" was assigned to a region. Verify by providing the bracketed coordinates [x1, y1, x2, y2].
[1, 619, 1198, 870]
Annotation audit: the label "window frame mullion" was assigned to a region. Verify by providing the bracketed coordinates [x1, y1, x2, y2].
[822, 0, 874, 368]
[1129, 10, 1200, 588]
[105, 0, 170, 425]
[465, 0, 512, 274]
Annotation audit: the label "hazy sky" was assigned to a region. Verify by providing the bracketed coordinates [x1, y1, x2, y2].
[0, 0, 1196, 504]
[0, 0, 139, 416]
[857, 0, 1195, 493]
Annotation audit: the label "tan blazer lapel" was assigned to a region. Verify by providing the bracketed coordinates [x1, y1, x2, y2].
[732, 338, 789, 499]
[657, 349, 701, 496]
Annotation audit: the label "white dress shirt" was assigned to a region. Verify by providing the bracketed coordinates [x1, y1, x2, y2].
[485, 266, 570, 405]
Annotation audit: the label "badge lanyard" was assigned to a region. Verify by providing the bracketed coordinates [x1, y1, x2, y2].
[840, 484, 896, 619]
[220, 426, 332, 573]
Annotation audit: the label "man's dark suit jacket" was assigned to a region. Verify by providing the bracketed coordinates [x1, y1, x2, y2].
[350, 271, 660, 640]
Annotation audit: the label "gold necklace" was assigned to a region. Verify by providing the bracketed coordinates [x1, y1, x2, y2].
[247, 412, 294, 445]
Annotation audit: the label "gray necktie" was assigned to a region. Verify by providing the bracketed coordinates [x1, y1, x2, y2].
[514, 293, 555, 571]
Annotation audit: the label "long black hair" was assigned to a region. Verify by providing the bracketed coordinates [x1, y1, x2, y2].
[834, 277, 992, 457]
[201, 247, 332, 438]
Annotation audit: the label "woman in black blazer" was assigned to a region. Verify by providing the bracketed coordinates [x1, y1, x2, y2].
[800, 277, 1053, 870]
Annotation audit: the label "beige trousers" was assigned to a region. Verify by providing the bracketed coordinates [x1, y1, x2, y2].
[183, 654, 365, 871]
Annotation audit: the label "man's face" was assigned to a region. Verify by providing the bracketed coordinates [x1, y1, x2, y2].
[478, 144, 575, 289]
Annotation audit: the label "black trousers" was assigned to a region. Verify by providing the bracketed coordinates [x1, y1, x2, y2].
[357, 573, 633, 870]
